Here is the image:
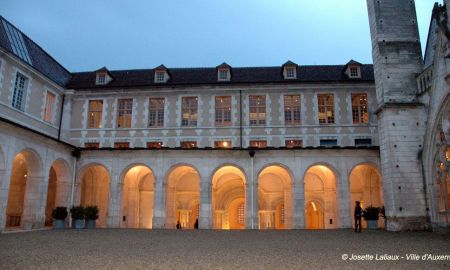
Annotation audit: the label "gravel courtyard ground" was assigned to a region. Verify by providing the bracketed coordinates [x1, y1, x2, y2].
[0, 229, 449, 270]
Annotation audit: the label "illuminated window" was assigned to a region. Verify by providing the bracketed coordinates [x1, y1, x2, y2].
[317, 94, 334, 124]
[114, 142, 130, 149]
[351, 93, 369, 124]
[180, 141, 197, 149]
[88, 100, 103, 128]
[285, 140, 303, 148]
[84, 143, 99, 149]
[284, 95, 301, 125]
[149, 98, 165, 127]
[238, 203, 245, 225]
[215, 96, 232, 126]
[181, 97, 198, 127]
[12, 73, 27, 110]
[249, 140, 267, 148]
[43, 92, 55, 123]
[117, 98, 133, 128]
[147, 142, 163, 149]
[249, 95, 266, 125]
[215, 140, 232, 148]
[155, 71, 165, 83]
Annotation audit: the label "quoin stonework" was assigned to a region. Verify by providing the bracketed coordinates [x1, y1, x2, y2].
[0, 0, 448, 232]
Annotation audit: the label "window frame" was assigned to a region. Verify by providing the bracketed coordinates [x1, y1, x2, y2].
[317, 94, 335, 124]
[249, 140, 267, 148]
[351, 93, 369, 124]
[155, 71, 166, 83]
[11, 72, 28, 111]
[117, 98, 133, 128]
[181, 96, 198, 127]
[215, 96, 232, 126]
[284, 94, 301, 125]
[180, 141, 197, 149]
[87, 99, 104, 129]
[43, 90, 56, 124]
[148, 97, 165, 127]
[249, 95, 266, 126]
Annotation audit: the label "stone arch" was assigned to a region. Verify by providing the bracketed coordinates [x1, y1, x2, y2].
[257, 164, 293, 229]
[211, 165, 246, 229]
[349, 163, 384, 229]
[303, 164, 338, 229]
[305, 199, 325, 229]
[165, 164, 200, 229]
[120, 164, 154, 229]
[44, 158, 72, 226]
[5, 148, 43, 229]
[79, 163, 110, 228]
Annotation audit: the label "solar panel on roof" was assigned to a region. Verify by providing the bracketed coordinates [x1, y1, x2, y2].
[2, 19, 32, 65]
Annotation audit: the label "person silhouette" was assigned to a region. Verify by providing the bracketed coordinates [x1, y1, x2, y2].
[176, 220, 181, 229]
[354, 201, 362, 233]
[194, 219, 199, 229]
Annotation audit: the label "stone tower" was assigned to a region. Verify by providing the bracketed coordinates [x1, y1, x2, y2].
[367, 0, 429, 230]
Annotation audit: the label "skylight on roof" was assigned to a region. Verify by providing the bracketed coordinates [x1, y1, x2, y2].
[2, 19, 32, 65]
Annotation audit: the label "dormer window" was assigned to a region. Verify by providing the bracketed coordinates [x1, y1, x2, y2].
[349, 66, 360, 78]
[155, 71, 165, 83]
[96, 73, 106, 85]
[282, 60, 298, 80]
[154, 64, 169, 83]
[216, 62, 231, 82]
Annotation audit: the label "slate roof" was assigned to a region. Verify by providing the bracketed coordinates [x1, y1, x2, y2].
[67, 65, 374, 89]
[0, 16, 71, 87]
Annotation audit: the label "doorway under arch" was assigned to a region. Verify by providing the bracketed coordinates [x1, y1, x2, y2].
[212, 165, 246, 229]
[80, 165, 110, 227]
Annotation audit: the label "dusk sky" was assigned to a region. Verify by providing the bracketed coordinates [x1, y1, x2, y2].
[0, 0, 441, 72]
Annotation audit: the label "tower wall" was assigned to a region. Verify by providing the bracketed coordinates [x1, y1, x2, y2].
[367, 0, 430, 230]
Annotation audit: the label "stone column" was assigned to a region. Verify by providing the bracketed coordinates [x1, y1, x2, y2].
[107, 174, 122, 228]
[337, 163, 351, 228]
[199, 179, 211, 229]
[152, 179, 165, 229]
[292, 168, 305, 229]
[22, 175, 46, 230]
[0, 165, 12, 231]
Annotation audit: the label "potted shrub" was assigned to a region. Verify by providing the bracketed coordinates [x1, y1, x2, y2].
[363, 206, 380, 229]
[70, 206, 85, 229]
[51, 206, 68, 229]
[84, 205, 99, 229]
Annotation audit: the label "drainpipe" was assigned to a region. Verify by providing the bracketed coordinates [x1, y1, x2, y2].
[57, 94, 65, 141]
[69, 149, 80, 228]
[249, 150, 255, 229]
[239, 90, 243, 148]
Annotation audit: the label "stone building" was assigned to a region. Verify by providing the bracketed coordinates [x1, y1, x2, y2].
[0, 0, 448, 232]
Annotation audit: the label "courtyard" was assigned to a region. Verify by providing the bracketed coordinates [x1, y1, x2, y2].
[0, 229, 448, 269]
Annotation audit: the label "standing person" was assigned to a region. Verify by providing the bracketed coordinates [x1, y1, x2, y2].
[176, 220, 181, 229]
[194, 219, 199, 230]
[354, 201, 362, 233]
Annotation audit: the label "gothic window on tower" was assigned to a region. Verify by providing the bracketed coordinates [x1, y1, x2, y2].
[351, 93, 369, 124]
[181, 97, 198, 127]
[117, 98, 133, 128]
[148, 97, 165, 127]
[284, 95, 301, 125]
[12, 72, 28, 111]
[87, 100, 103, 128]
[43, 91, 55, 123]
[317, 94, 335, 124]
[215, 96, 232, 126]
[249, 95, 266, 125]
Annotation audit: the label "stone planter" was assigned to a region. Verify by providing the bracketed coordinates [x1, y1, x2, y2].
[85, 219, 96, 229]
[53, 219, 66, 229]
[72, 219, 84, 229]
[367, 220, 378, 229]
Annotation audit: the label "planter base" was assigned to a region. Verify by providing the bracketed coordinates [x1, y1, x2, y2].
[72, 219, 84, 229]
[85, 219, 96, 229]
[53, 219, 66, 229]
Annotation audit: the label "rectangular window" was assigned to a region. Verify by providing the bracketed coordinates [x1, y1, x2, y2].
[155, 71, 165, 82]
[219, 69, 228, 81]
[84, 143, 100, 149]
[317, 94, 334, 124]
[114, 142, 130, 149]
[148, 98, 165, 127]
[281, 205, 285, 225]
[249, 95, 266, 125]
[215, 96, 232, 126]
[350, 67, 360, 78]
[320, 139, 338, 147]
[214, 140, 232, 148]
[181, 97, 198, 127]
[285, 140, 303, 148]
[284, 95, 301, 125]
[43, 92, 55, 123]
[180, 141, 197, 149]
[147, 142, 163, 149]
[88, 100, 103, 129]
[286, 67, 295, 79]
[117, 98, 133, 128]
[249, 140, 267, 148]
[355, 138, 372, 146]
[351, 94, 369, 124]
[96, 74, 106, 85]
[12, 73, 27, 110]
[238, 203, 245, 225]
